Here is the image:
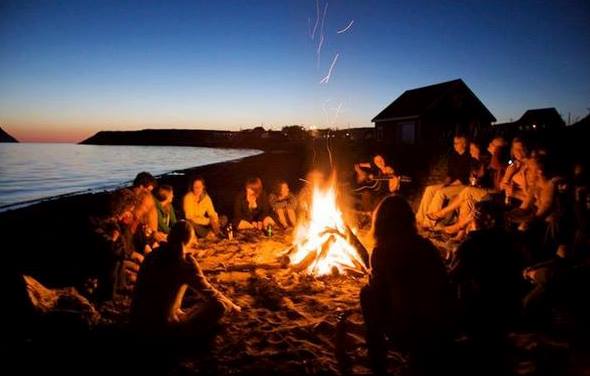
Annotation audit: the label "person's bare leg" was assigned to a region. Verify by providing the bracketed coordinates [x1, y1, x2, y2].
[237, 220, 254, 230]
[276, 208, 288, 228]
[262, 216, 276, 228]
[416, 184, 442, 227]
[286, 208, 297, 227]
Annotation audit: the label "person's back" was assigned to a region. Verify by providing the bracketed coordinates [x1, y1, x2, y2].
[371, 234, 452, 345]
[451, 228, 523, 333]
[131, 244, 190, 330]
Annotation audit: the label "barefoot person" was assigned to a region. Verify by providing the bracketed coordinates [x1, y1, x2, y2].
[416, 134, 471, 228]
[269, 180, 298, 229]
[329, 196, 453, 374]
[233, 177, 275, 231]
[183, 176, 224, 238]
[131, 221, 240, 338]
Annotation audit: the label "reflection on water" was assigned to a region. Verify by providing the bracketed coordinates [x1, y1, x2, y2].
[0, 143, 261, 208]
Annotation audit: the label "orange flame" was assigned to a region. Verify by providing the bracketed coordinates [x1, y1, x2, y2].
[289, 174, 365, 275]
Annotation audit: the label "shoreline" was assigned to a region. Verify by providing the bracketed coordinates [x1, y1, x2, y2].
[0, 144, 263, 212]
[0, 149, 310, 285]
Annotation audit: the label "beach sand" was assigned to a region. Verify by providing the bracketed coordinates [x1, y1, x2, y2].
[2, 146, 583, 375]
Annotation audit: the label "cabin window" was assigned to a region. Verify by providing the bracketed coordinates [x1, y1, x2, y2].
[398, 121, 416, 144]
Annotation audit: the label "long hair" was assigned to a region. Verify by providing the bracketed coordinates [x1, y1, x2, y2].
[245, 177, 263, 198]
[188, 176, 207, 199]
[165, 220, 194, 261]
[371, 195, 416, 248]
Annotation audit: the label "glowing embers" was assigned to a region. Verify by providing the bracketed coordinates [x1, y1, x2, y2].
[285, 175, 366, 276]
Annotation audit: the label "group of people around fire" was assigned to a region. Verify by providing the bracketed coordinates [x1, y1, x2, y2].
[86, 133, 589, 374]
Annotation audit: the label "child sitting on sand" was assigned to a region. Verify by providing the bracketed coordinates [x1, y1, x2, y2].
[269, 180, 298, 229]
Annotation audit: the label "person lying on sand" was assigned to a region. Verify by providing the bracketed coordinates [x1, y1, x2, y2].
[131, 220, 240, 337]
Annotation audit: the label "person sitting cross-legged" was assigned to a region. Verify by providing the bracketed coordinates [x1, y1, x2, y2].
[183, 176, 225, 238]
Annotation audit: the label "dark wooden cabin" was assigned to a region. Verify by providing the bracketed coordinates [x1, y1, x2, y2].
[372, 79, 496, 147]
[494, 107, 565, 135]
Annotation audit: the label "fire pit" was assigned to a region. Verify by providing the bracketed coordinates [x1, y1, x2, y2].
[281, 173, 368, 276]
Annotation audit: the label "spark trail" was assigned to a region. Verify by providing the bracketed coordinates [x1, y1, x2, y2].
[336, 20, 354, 34]
[320, 53, 339, 84]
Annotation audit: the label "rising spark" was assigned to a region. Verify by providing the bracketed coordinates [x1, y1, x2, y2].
[320, 53, 339, 84]
[311, 0, 320, 39]
[316, 1, 328, 68]
[336, 20, 354, 34]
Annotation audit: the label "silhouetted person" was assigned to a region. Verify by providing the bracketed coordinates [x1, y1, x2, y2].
[450, 200, 524, 348]
[334, 195, 454, 374]
[89, 189, 137, 302]
[131, 221, 240, 338]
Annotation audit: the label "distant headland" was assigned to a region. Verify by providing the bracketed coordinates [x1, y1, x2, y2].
[0, 127, 19, 143]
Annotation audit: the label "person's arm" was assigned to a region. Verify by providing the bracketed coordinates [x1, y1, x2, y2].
[233, 195, 244, 228]
[535, 180, 556, 219]
[147, 197, 158, 233]
[183, 194, 194, 222]
[155, 203, 170, 234]
[186, 255, 241, 312]
[204, 195, 219, 222]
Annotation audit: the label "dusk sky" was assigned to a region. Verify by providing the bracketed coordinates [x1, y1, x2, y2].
[1, 0, 589, 143]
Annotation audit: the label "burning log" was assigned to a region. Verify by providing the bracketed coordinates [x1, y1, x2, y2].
[290, 250, 318, 272]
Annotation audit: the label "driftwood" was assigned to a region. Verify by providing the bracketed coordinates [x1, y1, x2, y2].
[23, 275, 100, 325]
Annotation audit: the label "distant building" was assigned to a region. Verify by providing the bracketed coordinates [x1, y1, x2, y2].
[494, 107, 565, 133]
[372, 79, 496, 146]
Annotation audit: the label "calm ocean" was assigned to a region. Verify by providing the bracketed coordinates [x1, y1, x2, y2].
[0, 143, 261, 210]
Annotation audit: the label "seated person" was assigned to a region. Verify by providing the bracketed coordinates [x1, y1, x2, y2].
[89, 188, 137, 302]
[130, 221, 240, 337]
[233, 177, 275, 231]
[269, 180, 298, 229]
[155, 184, 177, 235]
[508, 153, 565, 262]
[500, 138, 534, 205]
[354, 154, 400, 210]
[183, 176, 224, 238]
[429, 140, 498, 237]
[487, 136, 509, 191]
[131, 172, 161, 239]
[131, 189, 160, 255]
[416, 134, 471, 228]
[450, 201, 524, 341]
[330, 196, 453, 374]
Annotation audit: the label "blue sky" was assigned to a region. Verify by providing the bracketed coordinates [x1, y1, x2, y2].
[0, 0, 589, 142]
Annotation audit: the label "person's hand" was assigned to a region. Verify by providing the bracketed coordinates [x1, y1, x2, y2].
[155, 231, 167, 242]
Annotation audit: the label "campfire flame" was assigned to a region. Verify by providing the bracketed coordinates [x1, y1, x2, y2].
[288, 175, 366, 276]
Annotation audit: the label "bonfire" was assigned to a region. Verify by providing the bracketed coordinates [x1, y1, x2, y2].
[283, 173, 368, 276]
